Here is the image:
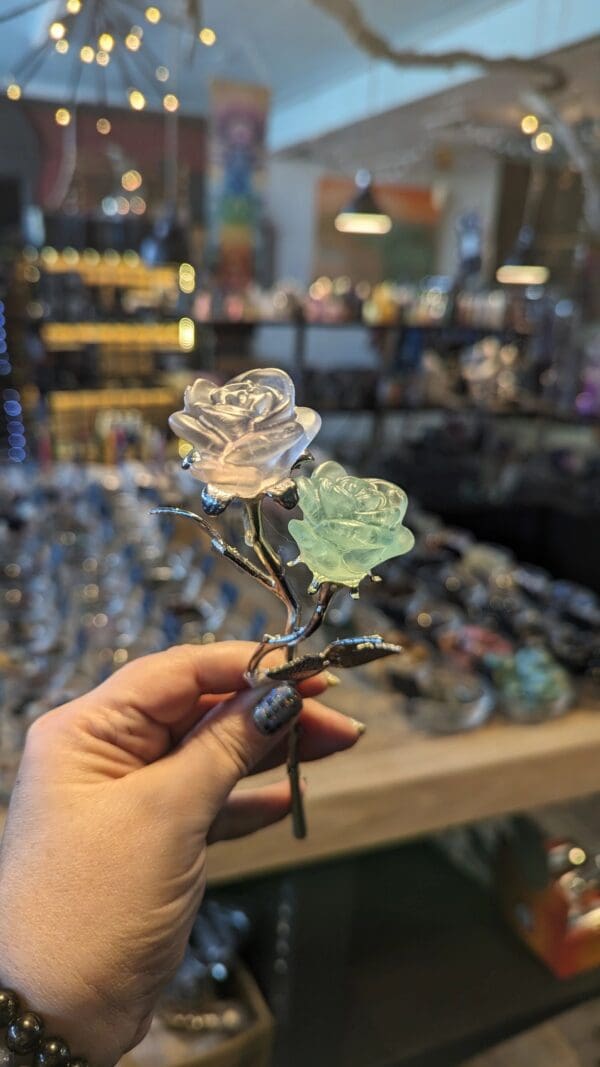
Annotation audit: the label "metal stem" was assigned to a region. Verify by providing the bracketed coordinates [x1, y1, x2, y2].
[247, 582, 338, 674]
[151, 507, 276, 591]
[243, 501, 307, 837]
[242, 501, 301, 636]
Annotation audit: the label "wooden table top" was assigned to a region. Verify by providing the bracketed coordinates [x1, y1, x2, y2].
[208, 672, 600, 885]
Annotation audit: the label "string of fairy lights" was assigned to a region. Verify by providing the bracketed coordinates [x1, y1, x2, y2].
[3, 0, 217, 127]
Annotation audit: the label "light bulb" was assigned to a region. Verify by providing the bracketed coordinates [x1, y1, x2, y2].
[199, 27, 216, 46]
[532, 130, 553, 153]
[6, 83, 22, 101]
[96, 50, 110, 66]
[125, 33, 141, 51]
[496, 265, 549, 285]
[55, 38, 69, 53]
[334, 212, 392, 235]
[122, 169, 142, 192]
[179, 317, 195, 351]
[163, 93, 179, 112]
[49, 21, 66, 40]
[66, 0, 82, 12]
[145, 6, 161, 23]
[80, 45, 94, 63]
[520, 114, 539, 135]
[98, 33, 114, 52]
[156, 65, 169, 81]
[179, 263, 195, 294]
[96, 117, 111, 135]
[128, 90, 146, 111]
[130, 196, 146, 215]
[55, 108, 72, 127]
[117, 197, 130, 216]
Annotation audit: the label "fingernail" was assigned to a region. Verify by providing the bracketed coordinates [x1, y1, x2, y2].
[325, 671, 341, 687]
[253, 685, 302, 736]
[351, 718, 367, 736]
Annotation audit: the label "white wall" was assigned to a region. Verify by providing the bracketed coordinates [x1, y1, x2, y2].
[266, 158, 325, 285]
[433, 148, 502, 278]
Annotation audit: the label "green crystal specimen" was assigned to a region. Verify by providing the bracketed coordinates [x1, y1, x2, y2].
[289, 460, 414, 591]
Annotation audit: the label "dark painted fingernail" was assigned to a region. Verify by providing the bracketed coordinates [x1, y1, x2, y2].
[253, 685, 302, 736]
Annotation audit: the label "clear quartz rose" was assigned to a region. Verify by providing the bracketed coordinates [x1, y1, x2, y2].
[169, 368, 321, 507]
[289, 460, 414, 591]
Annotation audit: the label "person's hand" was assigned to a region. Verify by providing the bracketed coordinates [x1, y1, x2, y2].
[0, 641, 361, 1066]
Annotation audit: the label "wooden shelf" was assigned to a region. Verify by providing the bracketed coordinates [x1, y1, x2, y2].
[208, 672, 600, 885]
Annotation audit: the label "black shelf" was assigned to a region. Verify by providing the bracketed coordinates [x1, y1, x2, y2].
[313, 405, 598, 426]
[216, 839, 600, 1067]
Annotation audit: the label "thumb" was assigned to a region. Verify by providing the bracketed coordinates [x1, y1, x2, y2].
[148, 683, 302, 824]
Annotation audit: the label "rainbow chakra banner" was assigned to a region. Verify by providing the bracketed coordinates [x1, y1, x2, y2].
[208, 79, 271, 288]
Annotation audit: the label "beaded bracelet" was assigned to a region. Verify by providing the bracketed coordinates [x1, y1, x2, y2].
[0, 990, 88, 1067]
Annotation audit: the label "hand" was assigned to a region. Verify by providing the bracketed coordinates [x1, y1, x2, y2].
[0, 642, 360, 1066]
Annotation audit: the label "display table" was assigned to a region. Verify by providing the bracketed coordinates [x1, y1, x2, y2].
[208, 670, 600, 885]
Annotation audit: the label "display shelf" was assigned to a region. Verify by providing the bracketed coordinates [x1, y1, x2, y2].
[16, 254, 178, 288]
[41, 321, 188, 351]
[220, 842, 600, 1067]
[303, 404, 600, 424]
[194, 319, 528, 337]
[207, 675, 600, 885]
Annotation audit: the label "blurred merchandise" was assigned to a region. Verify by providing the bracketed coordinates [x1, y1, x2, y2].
[122, 960, 273, 1067]
[377, 506, 598, 733]
[498, 829, 600, 979]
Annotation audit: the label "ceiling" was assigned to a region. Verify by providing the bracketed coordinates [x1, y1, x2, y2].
[287, 36, 600, 180]
[0, 0, 506, 115]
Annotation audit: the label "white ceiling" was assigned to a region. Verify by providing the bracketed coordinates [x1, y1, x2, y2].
[287, 37, 600, 180]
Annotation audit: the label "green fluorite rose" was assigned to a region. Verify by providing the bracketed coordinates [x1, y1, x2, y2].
[289, 461, 414, 590]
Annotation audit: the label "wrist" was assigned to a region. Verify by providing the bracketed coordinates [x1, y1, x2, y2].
[0, 954, 125, 1067]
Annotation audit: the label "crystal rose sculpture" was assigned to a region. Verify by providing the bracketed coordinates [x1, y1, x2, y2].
[159, 372, 413, 840]
[289, 460, 414, 592]
[169, 368, 321, 513]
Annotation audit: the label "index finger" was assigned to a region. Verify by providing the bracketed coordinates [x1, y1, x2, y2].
[87, 642, 327, 728]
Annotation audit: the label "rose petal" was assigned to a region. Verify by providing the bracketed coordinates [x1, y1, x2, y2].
[189, 457, 277, 496]
[223, 420, 304, 468]
[296, 475, 321, 520]
[184, 377, 215, 412]
[195, 405, 253, 440]
[295, 406, 322, 445]
[168, 410, 230, 450]
[240, 368, 295, 424]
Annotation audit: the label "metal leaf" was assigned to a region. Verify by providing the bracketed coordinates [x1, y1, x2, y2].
[265, 652, 327, 683]
[323, 636, 402, 668]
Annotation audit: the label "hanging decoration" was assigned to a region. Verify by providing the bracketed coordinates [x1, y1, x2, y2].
[1, 0, 217, 122]
[308, 0, 566, 92]
[208, 79, 271, 288]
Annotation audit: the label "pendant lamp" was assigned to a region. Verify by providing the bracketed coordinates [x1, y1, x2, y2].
[334, 170, 392, 236]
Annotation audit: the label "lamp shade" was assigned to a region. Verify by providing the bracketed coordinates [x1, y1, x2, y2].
[496, 224, 549, 285]
[334, 171, 392, 236]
